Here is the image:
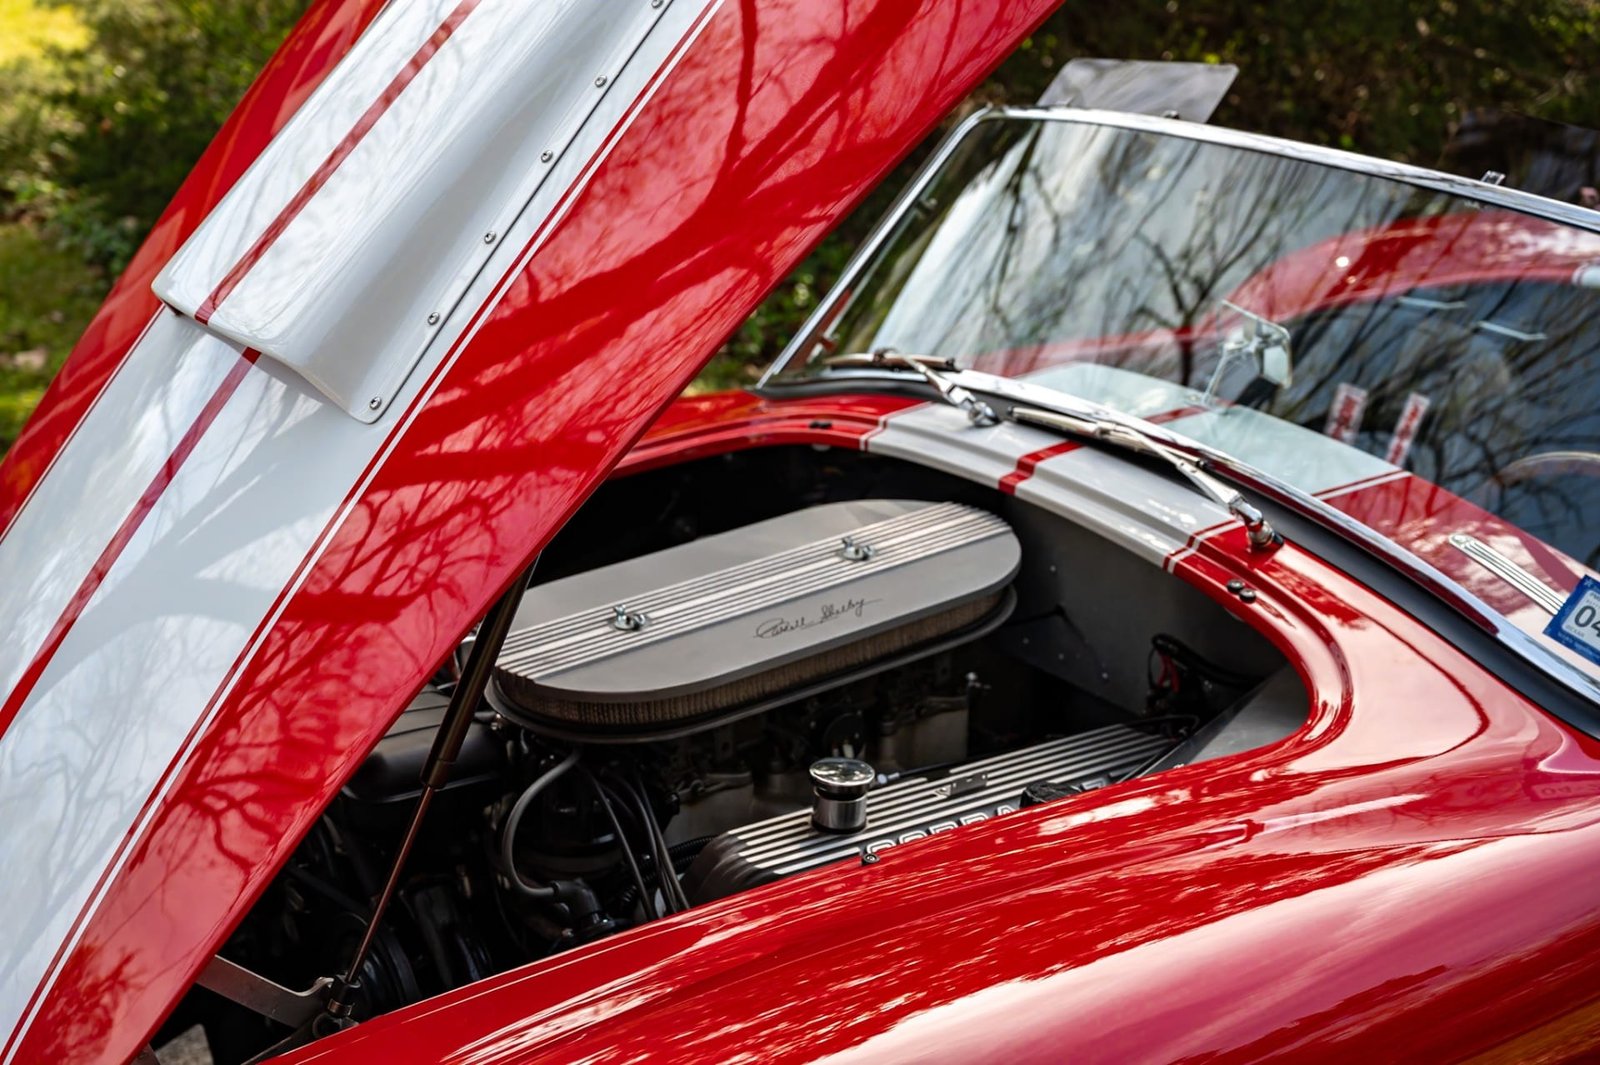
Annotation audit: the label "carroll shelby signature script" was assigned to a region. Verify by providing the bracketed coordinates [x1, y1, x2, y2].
[755, 597, 878, 639]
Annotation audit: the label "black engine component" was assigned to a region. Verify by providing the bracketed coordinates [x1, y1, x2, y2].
[341, 690, 503, 825]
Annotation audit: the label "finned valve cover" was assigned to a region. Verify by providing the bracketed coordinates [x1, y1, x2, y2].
[684, 725, 1175, 902]
[492, 500, 1020, 737]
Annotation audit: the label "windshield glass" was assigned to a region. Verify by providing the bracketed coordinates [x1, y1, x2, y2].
[771, 116, 1600, 582]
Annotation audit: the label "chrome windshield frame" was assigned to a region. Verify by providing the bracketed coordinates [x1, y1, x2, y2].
[758, 105, 1600, 390]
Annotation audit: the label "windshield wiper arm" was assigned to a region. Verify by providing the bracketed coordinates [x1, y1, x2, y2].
[819, 350, 1276, 549]
[1009, 404, 1281, 551]
[823, 349, 1001, 426]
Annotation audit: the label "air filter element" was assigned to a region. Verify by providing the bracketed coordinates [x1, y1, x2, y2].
[492, 500, 1019, 739]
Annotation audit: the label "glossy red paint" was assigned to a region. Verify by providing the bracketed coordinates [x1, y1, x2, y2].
[13, 3, 1064, 1061]
[998, 440, 1080, 495]
[1318, 471, 1597, 674]
[622, 390, 917, 474]
[266, 499, 1600, 1064]
[1228, 209, 1600, 323]
[1324, 472, 1584, 601]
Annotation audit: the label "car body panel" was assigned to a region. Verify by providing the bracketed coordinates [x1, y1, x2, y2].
[0, 1, 1063, 1061]
[268, 393, 1600, 1064]
[7, 4, 1600, 1063]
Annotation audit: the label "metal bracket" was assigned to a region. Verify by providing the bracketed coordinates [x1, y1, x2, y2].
[196, 955, 332, 1028]
[1448, 532, 1563, 614]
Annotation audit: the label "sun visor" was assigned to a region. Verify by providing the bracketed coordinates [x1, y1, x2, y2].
[153, 0, 675, 422]
[1038, 58, 1238, 123]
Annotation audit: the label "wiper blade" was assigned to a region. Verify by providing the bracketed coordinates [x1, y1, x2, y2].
[819, 350, 1278, 549]
[823, 349, 1001, 427]
[1009, 404, 1281, 551]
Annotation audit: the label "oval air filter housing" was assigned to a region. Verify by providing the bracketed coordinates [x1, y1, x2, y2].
[492, 500, 1019, 740]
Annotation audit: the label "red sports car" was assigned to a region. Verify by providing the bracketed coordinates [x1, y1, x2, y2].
[3, 2, 1600, 1063]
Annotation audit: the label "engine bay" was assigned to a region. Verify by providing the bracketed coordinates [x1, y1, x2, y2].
[166, 448, 1306, 1062]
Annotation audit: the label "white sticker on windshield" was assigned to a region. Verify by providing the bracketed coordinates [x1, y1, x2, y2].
[1384, 391, 1431, 466]
[1324, 383, 1368, 443]
[1546, 577, 1600, 667]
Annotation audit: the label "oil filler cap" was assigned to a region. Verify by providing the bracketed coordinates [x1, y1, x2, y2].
[810, 757, 875, 833]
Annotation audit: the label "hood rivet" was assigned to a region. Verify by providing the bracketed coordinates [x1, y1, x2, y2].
[368, 397, 382, 411]
[426, 311, 440, 325]
[540, 149, 553, 163]
[594, 75, 608, 88]
[483, 231, 497, 244]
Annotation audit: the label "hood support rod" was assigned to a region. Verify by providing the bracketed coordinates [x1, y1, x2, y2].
[329, 558, 535, 1018]
[302, 559, 536, 1042]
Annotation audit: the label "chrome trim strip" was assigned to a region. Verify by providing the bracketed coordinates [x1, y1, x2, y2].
[996, 107, 1600, 229]
[756, 107, 996, 389]
[1449, 532, 1565, 614]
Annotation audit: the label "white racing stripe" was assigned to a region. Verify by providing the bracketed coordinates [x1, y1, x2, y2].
[0, 311, 232, 703]
[866, 402, 1234, 569]
[866, 402, 1061, 485]
[159, 0, 688, 421]
[0, 0, 721, 1050]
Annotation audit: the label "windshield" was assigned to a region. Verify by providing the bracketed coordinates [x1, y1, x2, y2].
[771, 116, 1600, 584]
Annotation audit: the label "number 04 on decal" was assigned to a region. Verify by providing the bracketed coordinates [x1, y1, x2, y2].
[1547, 576, 1600, 668]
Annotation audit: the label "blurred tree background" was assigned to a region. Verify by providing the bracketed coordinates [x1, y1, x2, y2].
[0, 0, 1595, 449]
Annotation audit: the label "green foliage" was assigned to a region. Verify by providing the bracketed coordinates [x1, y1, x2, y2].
[40, 0, 309, 272]
[0, 0, 85, 65]
[0, 219, 104, 446]
[0, 0, 82, 211]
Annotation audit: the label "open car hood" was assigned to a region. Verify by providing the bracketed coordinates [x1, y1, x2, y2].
[0, 1, 1063, 1060]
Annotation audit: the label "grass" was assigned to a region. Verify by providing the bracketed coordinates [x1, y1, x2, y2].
[0, 220, 105, 449]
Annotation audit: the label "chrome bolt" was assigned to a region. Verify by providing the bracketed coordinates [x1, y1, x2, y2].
[539, 149, 553, 163]
[426, 311, 440, 325]
[838, 535, 876, 563]
[483, 232, 497, 244]
[594, 75, 608, 87]
[610, 603, 650, 632]
[651, 0, 663, 6]
[368, 397, 382, 411]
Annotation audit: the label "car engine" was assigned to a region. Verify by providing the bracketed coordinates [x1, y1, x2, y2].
[191, 481, 1299, 1061]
